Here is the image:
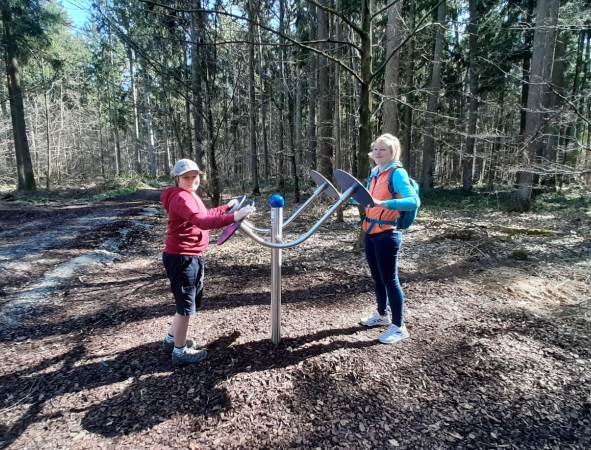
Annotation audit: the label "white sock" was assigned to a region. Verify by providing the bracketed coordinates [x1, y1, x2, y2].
[165, 334, 174, 344]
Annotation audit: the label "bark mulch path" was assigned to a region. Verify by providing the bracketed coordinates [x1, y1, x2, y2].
[0, 189, 590, 449]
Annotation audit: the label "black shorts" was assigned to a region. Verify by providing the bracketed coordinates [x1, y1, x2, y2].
[162, 253, 204, 316]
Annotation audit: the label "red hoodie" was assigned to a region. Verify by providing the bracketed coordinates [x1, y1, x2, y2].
[161, 187, 235, 256]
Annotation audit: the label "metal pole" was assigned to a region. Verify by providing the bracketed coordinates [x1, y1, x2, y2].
[270, 197, 284, 346]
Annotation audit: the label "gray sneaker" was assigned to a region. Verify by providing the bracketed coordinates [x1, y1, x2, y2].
[163, 338, 202, 354]
[172, 347, 208, 365]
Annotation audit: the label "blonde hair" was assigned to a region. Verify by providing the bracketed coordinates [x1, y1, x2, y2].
[369, 133, 402, 162]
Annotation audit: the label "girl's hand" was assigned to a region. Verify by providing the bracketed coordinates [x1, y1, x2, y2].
[227, 198, 239, 209]
[372, 198, 384, 206]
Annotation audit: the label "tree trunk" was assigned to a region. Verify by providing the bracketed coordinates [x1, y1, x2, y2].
[30, 99, 38, 176]
[284, 32, 299, 204]
[350, 61, 358, 175]
[357, 0, 373, 180]
[143, 80, 157, 177]
[98, 100, 105, 178]
[191, 0, 205, 169]
[306, 51, 318, 170]
[563, 28, 585, 175]
[519, 0, 535, 135]
[44, 87, 51, 190]
[544, 30, 568, 187]
[317, 1, 333, 179]
[462, 0, 478, 192]
[295, 67, 303, 178]
[202, 50, 221, 205]
[257, 25, 270, 180]
[383, 0, 403, 135]
[284, 9, 299, 203]
[334, 4, 344, 221]
[2, 5, 36, 191]
[487, 88, 505, 190]
[401, 0, 416, 171]
[420, 0, 446, 192]
[57, 81, 64, 177]
[579, 31, 590, 183]
[516, 0, 559, 210]
[129, 47, 141, 173]
[182, 42, 192, 159]
[248, 0, 260, 195]
[163, 112, 171, 175]
[276, 0, 286, 191]
[108, 40, 121, 177]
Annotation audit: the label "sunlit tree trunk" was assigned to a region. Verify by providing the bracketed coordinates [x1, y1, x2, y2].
[356, 0, 373, 180]
[306, 50, 317, 170]
[420, 0, 445, 192]
[143, 80, 157, 177]
[129, 47, 141, 173]
[97, 100, 105, 178]
[383, 0, 403, 135]
[247, 0, 260, 195]
[191, 1, 205, 169]
[559, 28, 586, 190]
[519, 0, 535, 135]
[462, 0, 478, 192]
[107, 39, 121, 177]
[317, 1, 333, 178]
[44, 86, 51, 190]
[517, 0, 559, 210]
[256, 24, 270, 180]
[295, 68, 303, 178]
[282, 3, 299, 201]
[544, 30, 568, 188]
[401, 0, 415, 171]
[333, 5, 344, 221]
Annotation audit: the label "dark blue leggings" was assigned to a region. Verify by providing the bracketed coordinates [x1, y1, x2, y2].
[364, 231, 404, 327]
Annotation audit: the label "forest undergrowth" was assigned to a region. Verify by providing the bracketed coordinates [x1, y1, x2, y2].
[0, 181, 589, 449]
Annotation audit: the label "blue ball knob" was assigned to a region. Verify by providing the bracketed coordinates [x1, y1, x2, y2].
[268, 193, 285, 208]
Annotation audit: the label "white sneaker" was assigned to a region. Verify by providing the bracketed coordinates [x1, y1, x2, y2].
[360, 310, 391, 327]
[378, 324, 410, 344]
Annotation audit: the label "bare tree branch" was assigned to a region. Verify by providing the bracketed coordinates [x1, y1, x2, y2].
[370, 0, 445, 82]
[304, 0, 363, 35]
[371, 0, 403, 21]
[138, 0, 362, 82]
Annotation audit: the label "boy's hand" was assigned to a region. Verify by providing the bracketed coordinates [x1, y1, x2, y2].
[234, 204, 256, 222]
[227, 198, 240, 209]
[227, 195, 246, 212]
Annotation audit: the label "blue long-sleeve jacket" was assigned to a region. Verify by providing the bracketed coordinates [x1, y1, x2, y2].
[368, 162, 420, 211]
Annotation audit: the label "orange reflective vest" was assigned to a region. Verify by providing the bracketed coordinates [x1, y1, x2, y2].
[362, 167, 401, 235]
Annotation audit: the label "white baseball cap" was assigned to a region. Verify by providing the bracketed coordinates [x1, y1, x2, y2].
[172, 159, 203, 176]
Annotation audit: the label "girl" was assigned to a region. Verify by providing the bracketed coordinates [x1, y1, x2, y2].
[359, 134, 420, 344]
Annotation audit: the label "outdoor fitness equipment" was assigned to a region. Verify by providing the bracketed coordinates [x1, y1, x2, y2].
[243, 170, 341, 234]
[229, 195, 246, 213]
[217, 169, 374, 346]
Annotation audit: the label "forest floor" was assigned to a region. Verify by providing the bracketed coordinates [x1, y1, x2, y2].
[0, 184, 590, 450]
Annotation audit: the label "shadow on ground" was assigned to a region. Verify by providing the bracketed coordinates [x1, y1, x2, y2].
[0, 326, 374, 446]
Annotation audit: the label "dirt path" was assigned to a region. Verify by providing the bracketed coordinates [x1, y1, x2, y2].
[0, 191, 589, 449]
[0, 190, 161, 326]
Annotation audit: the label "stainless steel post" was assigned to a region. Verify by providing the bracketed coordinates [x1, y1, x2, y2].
[217, 170, 374, 347]
[270, 197, 284, 346]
